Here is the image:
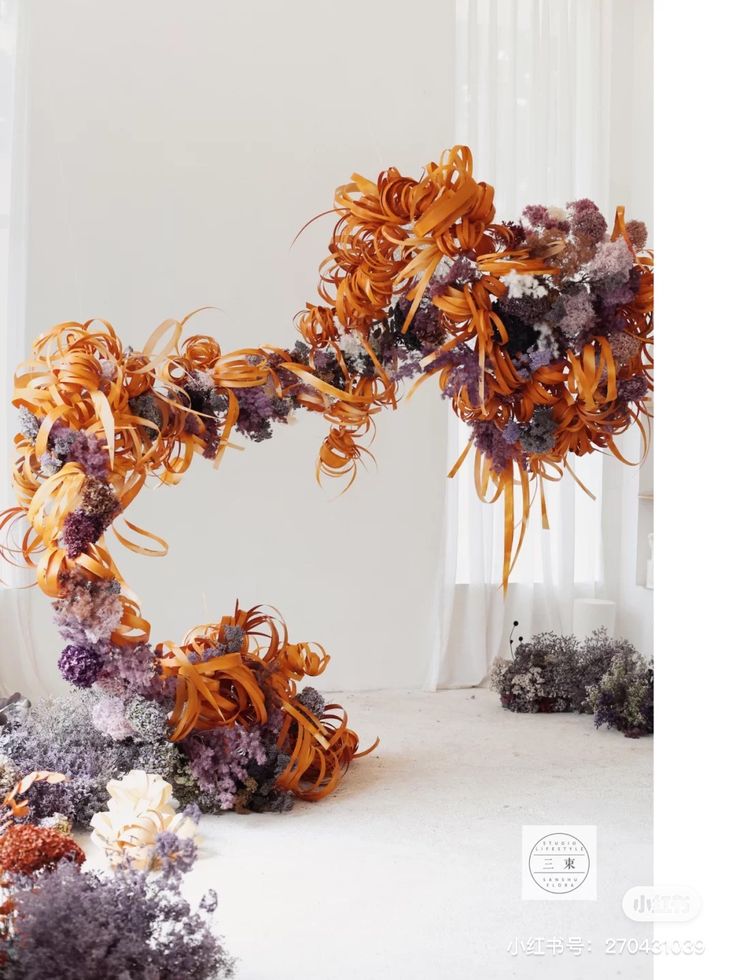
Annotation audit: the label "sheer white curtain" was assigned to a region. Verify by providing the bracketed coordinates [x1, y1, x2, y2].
[429, 0, 653, 689]
[0, 0, 39, 697]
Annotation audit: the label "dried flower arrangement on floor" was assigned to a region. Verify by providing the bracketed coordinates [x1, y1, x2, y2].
[0, 771, 234, 979]
[490, 628, 654, 737]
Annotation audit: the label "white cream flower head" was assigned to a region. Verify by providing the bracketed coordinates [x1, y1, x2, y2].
[90, 770, 199, 870]
[500, 269, 548, 300]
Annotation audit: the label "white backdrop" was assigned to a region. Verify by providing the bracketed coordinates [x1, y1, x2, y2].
[1, 0, 454, 694]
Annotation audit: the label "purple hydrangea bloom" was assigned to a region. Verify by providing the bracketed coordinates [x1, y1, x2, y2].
[47, 425, 110, 480]
[58, 644, 103, 688]
[95, 642, 162, 702]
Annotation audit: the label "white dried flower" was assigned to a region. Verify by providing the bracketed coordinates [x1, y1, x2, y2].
[500, 270, 548, 300]
[90, 770, 199, 870]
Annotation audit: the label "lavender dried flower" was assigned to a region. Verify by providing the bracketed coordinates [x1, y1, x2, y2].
[0, 860, 235, 979]
[153, 829, 199, 877]
[61, 510, 104, 559]
[233, 381, 291, 442]
[53, 570, 122, 646]
[436, 344, 481, 405]
[0, 697, 183, 825]
[471, 420, 518, 473]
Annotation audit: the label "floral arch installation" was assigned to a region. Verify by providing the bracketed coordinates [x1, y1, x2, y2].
[0, 146, 652, 807]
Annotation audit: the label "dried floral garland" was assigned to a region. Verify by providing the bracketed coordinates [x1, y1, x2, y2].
[0, 145, 652, 813]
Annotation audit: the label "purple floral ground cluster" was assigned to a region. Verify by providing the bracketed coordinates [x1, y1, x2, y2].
[0, 566, 331, 824]
[489, 628, 654, 737]
[0, 854, 234, 979]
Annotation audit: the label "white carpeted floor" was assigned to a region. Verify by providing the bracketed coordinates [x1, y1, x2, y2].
[81, 690, 653, 980]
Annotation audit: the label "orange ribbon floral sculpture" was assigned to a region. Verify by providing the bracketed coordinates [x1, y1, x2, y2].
[0, 145, 652, 816]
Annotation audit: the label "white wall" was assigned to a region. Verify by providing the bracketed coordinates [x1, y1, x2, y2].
[11, 0, 455, 693]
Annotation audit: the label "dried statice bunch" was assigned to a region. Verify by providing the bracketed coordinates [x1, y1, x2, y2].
[585, 644, 654, 737]
[0, 859, 235, 979]
[0, 697, 187, 826]
[490, 627, 654, 736]
[40, 424, 110, 480]
[180, 723, 294, 814]
[0, 687, 305, 823]
[233, 376, 293, 443]
[183, 373, 230, 460]
[576, 627, 629, 703]
[490, 632, 582, 713]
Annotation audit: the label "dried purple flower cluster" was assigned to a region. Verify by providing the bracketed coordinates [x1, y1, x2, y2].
[490, 628, 653, 736]
[0, 859, 234, 979]
[58, 645, 103, 688]
[40, 424, 110, 480]
[585, 643, 654, 737]
[195, 199, 647, 478]
[2, 557, 325, 825]
[0, 683, 300, 826]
